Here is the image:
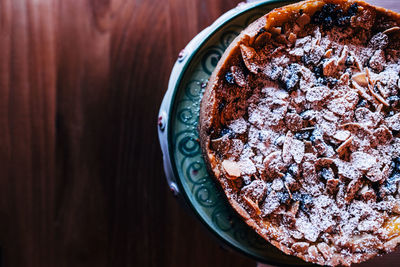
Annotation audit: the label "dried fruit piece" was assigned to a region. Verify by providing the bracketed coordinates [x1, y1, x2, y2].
[225, 72, 235, 84]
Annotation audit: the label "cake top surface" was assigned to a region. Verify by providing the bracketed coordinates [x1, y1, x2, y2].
[199, 0, 400, 266]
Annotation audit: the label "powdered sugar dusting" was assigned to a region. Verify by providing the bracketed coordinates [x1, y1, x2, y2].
[205, 3, 400, 265]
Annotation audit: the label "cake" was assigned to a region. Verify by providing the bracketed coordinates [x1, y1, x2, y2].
[198, 0, 400, 265]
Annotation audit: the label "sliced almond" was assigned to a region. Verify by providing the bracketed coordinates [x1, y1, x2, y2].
[243, 195, 261, 216]
[338, 72, 350, 86]
[337, 45, 349, 65]
[350, 51, 363, 71]
[222, 159, 241, 178]
[333, 130, 351, 141]
[292, 242, 310, 253]
[317, 242, 333, 260]
[352, 81, 375, 103]
[282, 131, 294, 164]
[324, 49, 333, 58]
[345, 179, 363, 203]
[367, 85, 389, 106]
[323, 58, 337, 77]
[352, 72, 368, 87]
[336, 136, 353, 155]
[383, 26, 400, 35]
[350, 234, 383, 253]
[288, 32, 297, 43]
[240, 44, 258, 74]
[270, 26, 282, 35]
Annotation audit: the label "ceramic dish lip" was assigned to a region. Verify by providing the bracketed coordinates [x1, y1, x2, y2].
[157, 0, 304, 265]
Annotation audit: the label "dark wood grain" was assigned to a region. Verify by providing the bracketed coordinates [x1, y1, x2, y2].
[0, 0, 399, 267]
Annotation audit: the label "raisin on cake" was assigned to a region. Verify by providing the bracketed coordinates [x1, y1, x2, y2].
[199, 0, 400, 266]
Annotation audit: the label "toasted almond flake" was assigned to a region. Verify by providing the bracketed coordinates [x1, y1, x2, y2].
[222, 159, 241, 178]
[367, 85, 390, 106]
[350, 51, 363, 71]
[351, 151, 377, 171]
[230, 66, 247, 87]
[352, 72, 368, 87]
[323, 58, 337, 76]
[336, 136, 353, 155]
[383, 164, 391, 179]
[308, 245, 324, 263]
[338, 72, 350, 85]
[365, 67, 375, 85]
[317, 242, 333, 260]
[392, 200, 400, 214]
[337, 45, 348, 65]
[306, 86, 330, 102]
[376, 104, 383, 113]
[350, 234, 383, 253]
[324, 49, 333, 58]
[352, 81, 376, 103]
[282, 131, 294, 164]
[263, 151, 281, 168]
[316, 157, 334, 167]
[277, 172, 285, 178]
[291, 139, 305, 164]
[243, 195, 261, 215]
[376, 82, 386, 98]
[323, 112, 337, 122]
[293, 23, 301, 34]
[288, 32, 297, 43]
[333, 130, 351, 141]
[345, 179, 363, 202]
[240, 44, 258, 74]
[340, 123, 374, 136]
[385, 113, 400, 131]
[270, 26, 281, 35]
[284, 182, 292, 198]
[383, 26, 400, 35]
[301, 127, 315, 131]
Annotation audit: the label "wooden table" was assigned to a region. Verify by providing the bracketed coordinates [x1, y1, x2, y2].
[0, 0, 399, 266]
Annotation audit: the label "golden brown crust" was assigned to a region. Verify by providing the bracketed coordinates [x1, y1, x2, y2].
[199, 0, 400, 266]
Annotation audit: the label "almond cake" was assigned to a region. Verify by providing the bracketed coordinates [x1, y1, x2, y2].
[199, 0, 400, 265]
